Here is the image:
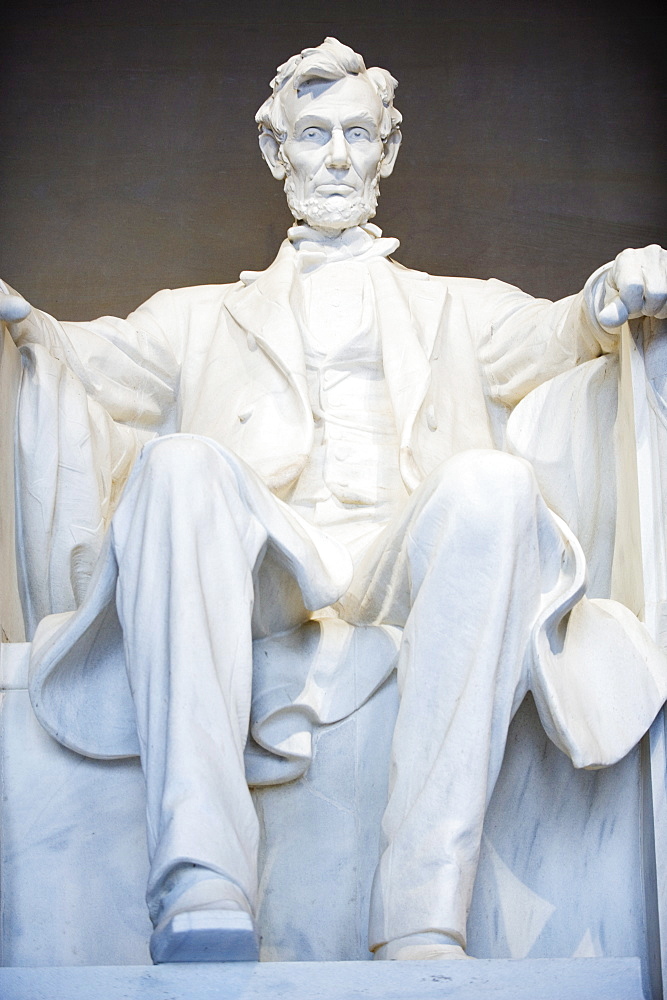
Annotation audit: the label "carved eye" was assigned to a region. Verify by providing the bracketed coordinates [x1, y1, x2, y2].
[345, 126, 370, 142]
[301, 127, 327, 143]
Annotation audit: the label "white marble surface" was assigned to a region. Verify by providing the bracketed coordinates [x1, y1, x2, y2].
[0, 648, 655, 996]
[0, 35, 666, 979]
[0, 958, 647, 1000]
[0, 689, 152, 967]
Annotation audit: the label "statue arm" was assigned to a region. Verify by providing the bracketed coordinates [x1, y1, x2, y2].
[0, 281, 198, 628]
[476, 244, 667, 408]
[0, 281, 184, 434]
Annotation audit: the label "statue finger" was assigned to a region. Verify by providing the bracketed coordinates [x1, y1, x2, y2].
[0, 293, 31, 322]
[597, 295, 629, 328]
[640, 248, 667, 318]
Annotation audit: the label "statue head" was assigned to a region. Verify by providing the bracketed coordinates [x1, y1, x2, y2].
[256, 37, 402, 236]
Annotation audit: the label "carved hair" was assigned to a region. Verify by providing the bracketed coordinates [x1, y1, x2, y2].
[256, 37, 402, 144]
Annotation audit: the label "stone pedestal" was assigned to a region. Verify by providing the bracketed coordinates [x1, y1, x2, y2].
[0, 641, 661, 999]
[0, 958, 646, 1000]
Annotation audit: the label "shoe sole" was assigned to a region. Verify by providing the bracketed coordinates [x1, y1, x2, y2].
[150, 909, 259, 963]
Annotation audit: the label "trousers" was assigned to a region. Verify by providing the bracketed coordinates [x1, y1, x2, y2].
[110, 433, 568, 947]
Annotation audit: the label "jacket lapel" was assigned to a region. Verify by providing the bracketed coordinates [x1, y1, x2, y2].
[225, 242, 311, 425]
[369, 259, 435, 490]
[227, 245, 446, 494]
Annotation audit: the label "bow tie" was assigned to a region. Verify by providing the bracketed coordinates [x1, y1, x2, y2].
[287, 223, 400, 273]
[238, 224, 400, 286]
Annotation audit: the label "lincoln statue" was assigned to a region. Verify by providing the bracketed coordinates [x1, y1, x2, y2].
[1, 37, 666, 964]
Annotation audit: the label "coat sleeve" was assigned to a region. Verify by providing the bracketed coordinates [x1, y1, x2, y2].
[7, 287, 185, 435]
[4, 287, 191, 629]
[471, 269, 619, 409]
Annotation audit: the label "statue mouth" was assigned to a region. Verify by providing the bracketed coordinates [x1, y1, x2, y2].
[315, 184, 356, 195]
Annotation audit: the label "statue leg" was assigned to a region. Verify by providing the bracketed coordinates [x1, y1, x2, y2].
[347, 449, 570, 959]
[110, 434, 312, 962]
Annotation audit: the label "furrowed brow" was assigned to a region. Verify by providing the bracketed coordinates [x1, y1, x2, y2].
[293, 114, 334, 133]
[292, 110, 379, 134]
[340, 111, 378, 129]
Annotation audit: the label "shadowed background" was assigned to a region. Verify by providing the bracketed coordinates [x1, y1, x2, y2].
[1, 0, 665, 318]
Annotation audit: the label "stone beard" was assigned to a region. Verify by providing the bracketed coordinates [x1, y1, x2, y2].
[283, 162, 381, 231]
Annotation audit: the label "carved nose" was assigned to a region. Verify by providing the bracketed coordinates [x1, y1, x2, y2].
[326, 129, 350, 169]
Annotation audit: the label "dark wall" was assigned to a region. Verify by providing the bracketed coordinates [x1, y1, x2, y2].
[2, 0, 665, 318]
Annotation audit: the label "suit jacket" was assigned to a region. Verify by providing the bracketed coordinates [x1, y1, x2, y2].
[14, 239, 667, 775]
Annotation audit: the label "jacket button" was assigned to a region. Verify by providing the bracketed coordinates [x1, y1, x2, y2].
[426, 404, 438, 431]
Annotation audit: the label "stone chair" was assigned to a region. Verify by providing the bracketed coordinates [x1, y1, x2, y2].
[0, 324, 665, 998]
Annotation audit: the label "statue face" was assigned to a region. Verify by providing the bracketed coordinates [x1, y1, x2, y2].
[279, 74, 386, 234]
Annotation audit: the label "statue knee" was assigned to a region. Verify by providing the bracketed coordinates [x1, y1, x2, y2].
[429, 450, 537, 522]
[138, 435, 236, 496]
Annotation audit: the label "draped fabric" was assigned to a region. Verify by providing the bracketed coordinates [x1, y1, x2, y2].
[8, 231, 665, 778]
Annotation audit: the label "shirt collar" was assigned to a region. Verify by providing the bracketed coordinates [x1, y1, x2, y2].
[287, 223, 400, 273]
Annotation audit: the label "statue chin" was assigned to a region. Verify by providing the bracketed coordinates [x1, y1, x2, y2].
[284, 186, 379, 236]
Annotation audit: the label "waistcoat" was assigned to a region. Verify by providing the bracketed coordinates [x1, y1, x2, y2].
[286, 254, 409, 545]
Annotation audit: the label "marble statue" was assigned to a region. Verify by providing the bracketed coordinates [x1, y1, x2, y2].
[1, 37, 667, 966]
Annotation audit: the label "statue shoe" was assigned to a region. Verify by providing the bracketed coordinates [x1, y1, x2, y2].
[374, 933, 472, 961]
[150, 880, 258, 963]
[378, 943, 471, 960]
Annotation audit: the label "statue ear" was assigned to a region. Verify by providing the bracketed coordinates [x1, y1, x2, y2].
[379, 130, 401, 178]
[259, 132, 287, 180]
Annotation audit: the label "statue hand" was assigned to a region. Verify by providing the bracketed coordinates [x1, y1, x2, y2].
[0, 289, 32, 329]
[596, 244, 667, 327]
